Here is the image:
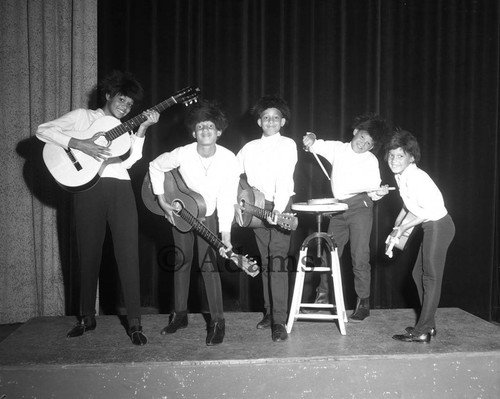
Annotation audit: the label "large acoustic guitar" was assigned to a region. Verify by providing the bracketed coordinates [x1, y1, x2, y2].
[142, 169, 259, 277]
[235, 178, 298, 230]
[43, 86, 200, 192]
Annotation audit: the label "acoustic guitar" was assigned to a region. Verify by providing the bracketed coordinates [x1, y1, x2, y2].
[235, 178, 298, 230]
[43, 86, 200, 192]
[142, 169, 259, 277]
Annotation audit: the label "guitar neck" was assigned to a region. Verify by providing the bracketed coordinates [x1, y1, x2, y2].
[105, 97, 178, 142]
[178, 207, 226, 252]
[242, 202, 272, 221]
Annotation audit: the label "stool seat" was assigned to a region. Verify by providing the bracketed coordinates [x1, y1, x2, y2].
[286, 202, 348, 335]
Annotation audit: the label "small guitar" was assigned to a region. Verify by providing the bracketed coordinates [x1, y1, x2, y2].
[235, 179, 298, 230]
[142, 169, 259, 277]
[43, 86, 200, 192]
[385, 211, 417, 258]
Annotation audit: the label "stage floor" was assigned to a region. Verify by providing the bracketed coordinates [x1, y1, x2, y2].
[1, 308, 500, 398]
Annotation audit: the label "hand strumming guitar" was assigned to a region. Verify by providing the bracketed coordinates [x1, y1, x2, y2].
[156, 194, 179, 226]
[68, 133, 112, 161]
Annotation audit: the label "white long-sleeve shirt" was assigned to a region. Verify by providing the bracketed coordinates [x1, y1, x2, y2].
[236, 133, 297, 213]
[310, 139, 381, 201]
[36, 108, 145, 179]
[396, 163, 447, 221]
[149, 142, 239, 233]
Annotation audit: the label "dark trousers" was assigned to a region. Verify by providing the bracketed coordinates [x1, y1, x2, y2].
[413, 214, 455, 334]
[172, 213, 224, 322]
[253, 200, 292, 325]
[319, 193, 373, 299]
[73, 178, 141, 327]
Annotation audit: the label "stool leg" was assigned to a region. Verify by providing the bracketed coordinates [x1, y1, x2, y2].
[287, 248, 307, 333]
[330, 248, 347, 335]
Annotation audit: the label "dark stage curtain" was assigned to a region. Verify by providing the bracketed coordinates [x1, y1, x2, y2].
[97, 0, 500, 321]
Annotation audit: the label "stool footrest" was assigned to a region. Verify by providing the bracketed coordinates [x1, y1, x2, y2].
[300, 303, 335, 308]
[302, 267, 331, 272]
[294, 314, 340, 321]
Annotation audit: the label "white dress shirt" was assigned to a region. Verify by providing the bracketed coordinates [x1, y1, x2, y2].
[236, 133, 297, 213]
[310, 139, 381, 200]
[149, 142, 239, 232]
[396, 163, 447, 221]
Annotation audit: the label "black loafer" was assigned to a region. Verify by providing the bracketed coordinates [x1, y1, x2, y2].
[405, 326, 437, 337]
[206, 319, 225, 346]
[129, 325, 148, 346]
[272, 324, 288, 342]
[161, 312, 188, 334]
[256, 314, 272, 329]
[66, 316, 96, 338]
[392, 331, 431, 343]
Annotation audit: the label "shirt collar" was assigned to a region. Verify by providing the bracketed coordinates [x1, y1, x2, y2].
[260, 132, 282, 141]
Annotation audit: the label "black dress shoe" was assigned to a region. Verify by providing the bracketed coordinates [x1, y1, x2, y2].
[161, 312, 188, 334]
[272, 324, 288, 342]
[392, 331, 431, 343]
[206, 319, 225, 346]
[66, 316, 96, 338]
[405, 326, 437, 337]
[256, 313, 272, 329]
[349, 297, 370, 322]
[129, 325, 148, 346]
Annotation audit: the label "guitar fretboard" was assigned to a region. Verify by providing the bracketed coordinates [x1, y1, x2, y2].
[178, 207, 225, 251]
[104, 96, 178, 141]
[241, 201, 272, 220]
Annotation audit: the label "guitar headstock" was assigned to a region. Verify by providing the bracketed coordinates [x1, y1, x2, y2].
[277, 213, 299, 231]
[173, 86, 201, 106]
[229, 253, 259, 277]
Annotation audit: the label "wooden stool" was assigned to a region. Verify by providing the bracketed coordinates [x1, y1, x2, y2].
[287, 201, 349, 335]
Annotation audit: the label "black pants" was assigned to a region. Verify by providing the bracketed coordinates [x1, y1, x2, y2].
[413, 214, 455, 334]
[171, 213, 224, 322]
[253, 199, 292, 325]
[319, 193, 373, 299]
[73, 178, 141, 327]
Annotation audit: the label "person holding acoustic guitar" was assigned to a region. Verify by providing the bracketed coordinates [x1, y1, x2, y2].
[36, 70, 160, 345]
[302, 113, 390, 322]
[385, 129, 455, 343]
[148, 100, 240, 346]
[236, 95, 298, 342]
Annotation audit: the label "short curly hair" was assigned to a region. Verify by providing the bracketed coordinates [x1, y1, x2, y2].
[185, 100, 228, 133]
[250, 95, 291, 122]
[384, 128, 421, 164]
[352, 113, 389, 152]
[99, 70, 144, 103]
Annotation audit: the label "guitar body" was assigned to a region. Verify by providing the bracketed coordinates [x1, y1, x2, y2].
[237, 186, 267, 228]
[142, 169, 207, 233]
[43, 86, 201, 192]
[385, 211, 417, 255]
[236, 178, 298, 231]
[394, 221, 415, 250]
[142, 169, 259, 277]
[42, 116, 129, 191]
